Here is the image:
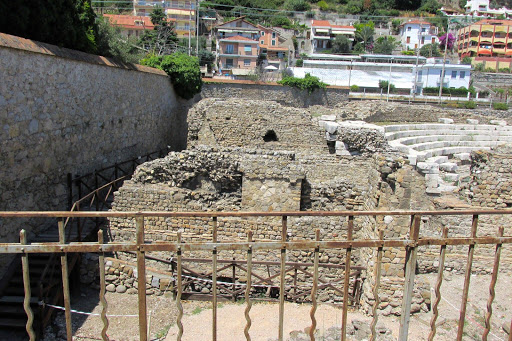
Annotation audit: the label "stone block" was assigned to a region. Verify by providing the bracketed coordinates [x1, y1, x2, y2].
[416, 162, 439, 174]
[425, 173, 439, 189]
[438, 118, 454, 124]
[490, 120, 507, 126]
[466, 119, 479, 124]
[439, 162, 458, 172]
[454, 152, 471, 161]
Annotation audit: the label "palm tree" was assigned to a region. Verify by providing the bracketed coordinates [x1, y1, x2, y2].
[356, 26, 375, 52]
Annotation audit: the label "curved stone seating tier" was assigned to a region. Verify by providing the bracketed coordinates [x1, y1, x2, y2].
[384, 123, 512, 165]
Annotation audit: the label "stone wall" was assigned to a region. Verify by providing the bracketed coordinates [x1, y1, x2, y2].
[200, 81, 349, 108]
[0, 34, 190, 261]
[473, 72, 512, 88]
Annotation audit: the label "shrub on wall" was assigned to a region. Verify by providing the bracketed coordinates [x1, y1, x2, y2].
[423, 86, 475, 97]
[278, 73, 327, 93]
[378, 80, 395, 92]
[350, 84, 360, 92]
[459, 101, 476, 109]
[493, 102, 509, 110]
[140, 52, 202, 100]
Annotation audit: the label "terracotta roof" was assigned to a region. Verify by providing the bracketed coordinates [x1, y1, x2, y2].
[214, 16, 258, 29]
[266, 46, 289, 51]
[402, 20, 433, 27]
[103, 14, 175, 30]
[223, 35, 257, 42]
[311, 20, 331, 27]
[331, 24, 355, 30]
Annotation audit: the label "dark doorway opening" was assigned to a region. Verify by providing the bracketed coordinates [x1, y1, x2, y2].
[263, 130, 278, 142]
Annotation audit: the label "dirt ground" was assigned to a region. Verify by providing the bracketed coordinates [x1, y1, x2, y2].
[43, 272, 511, 341]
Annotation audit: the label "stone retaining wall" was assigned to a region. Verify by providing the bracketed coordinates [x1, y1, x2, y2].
[200, 81, 349, 108]
[0, 33, 190, 271]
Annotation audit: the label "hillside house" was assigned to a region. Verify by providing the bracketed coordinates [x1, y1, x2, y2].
[214, 17, 287, 74]
[132, 0, 195, 38]
[310, 20, 355, 53]
[399, 20, 439, 50]
[103, 14, 177, 38]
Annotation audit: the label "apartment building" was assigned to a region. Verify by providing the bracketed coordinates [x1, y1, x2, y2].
[457, 19, 512, 69]
[103, 14, 175, 38]
[132, 0, 195, 38]
[310, 20, 355, 53]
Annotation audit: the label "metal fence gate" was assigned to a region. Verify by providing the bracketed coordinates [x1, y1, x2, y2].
[0, 210, 511, 341]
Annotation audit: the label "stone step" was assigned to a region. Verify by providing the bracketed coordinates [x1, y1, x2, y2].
[390, 134, 512, 146]
[385, 129, 512, 141]
[384, 123, 512, 133]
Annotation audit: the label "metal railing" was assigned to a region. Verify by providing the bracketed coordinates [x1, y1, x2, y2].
[0, 210, 511, 341]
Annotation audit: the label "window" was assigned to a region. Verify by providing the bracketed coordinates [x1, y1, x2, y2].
[226, 44, 234, 54]
[460, 71, 466, 78]
[421, 28, 426, 33]
[407, 26, 411, 31]
[244, 45, 252, 53]
[272, 32, 276, 38]
[407, 36, 411, 43]
[261, 40, 264, 44]
[244, 59, 251, 66]
[261, 31, 265, 36]
[225, 59, 233, 68]
[421, 37, 425, 44]
[271, 40, 276, 46]
[451, 71, 457, 78]
[432, 37, 435, 44]
[418, 71, 423, 81]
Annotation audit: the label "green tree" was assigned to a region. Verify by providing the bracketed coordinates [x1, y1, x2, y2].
[373, 36, 397, 55]
[419, 43, 442, 57]
[419, 0, 441, 14]
[462, 56, 472, 65]
[332, 35, 352, 53]
[0, 0, 98, 53]
[139, 8, 179, 56]
[96, 16, 143, 63]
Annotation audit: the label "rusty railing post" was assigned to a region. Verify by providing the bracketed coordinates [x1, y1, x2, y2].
[212, 216, 218, 341]
[98, 230, 109, 341]
[136, 216, 148, 341]
[278, 215, 287, 341]
[20, 230, 36, 341]
[58, 219, 73, 341]
[398, 214, 421, 341]
[244, 230, 253, 341]
[309, 229, 320, 341]
[341, 215, 354, 341]
[177, 232, 184, 341]
[428, 227, 448, 341]
[456, 214, 478, 341]
[370, 230, 384, 341]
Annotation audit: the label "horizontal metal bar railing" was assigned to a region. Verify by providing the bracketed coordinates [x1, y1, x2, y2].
[1, 210, 511, 341]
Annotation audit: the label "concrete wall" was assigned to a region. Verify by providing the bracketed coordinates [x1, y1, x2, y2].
[0, 33, 190, 249]
[200, 80, 349, 108]
[473, 71, 512, 87]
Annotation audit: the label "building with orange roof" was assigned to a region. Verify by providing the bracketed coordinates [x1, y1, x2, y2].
[213, 17, 289, 74]
[457, 19, 512, 70]
[310, 20, 355, 53]
[398, 20, 438, 50]
[132, 0, 195, 38]
[103, 14, 176, 38]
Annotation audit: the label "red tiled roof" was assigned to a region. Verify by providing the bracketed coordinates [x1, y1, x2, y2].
[103, 14, 175, 30]
[331, 24, 355, 30]
[401, 20, 432, 26]
[311, 20, 331, 27]
[223, 35, 257, 41]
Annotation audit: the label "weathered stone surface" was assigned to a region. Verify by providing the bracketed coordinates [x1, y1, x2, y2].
[106, 284, 116, 292]
[116, 285, 127, 293]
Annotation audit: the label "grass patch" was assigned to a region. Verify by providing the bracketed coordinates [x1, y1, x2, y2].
[155, 324, 172, 339]
[191, 306, 204, 315]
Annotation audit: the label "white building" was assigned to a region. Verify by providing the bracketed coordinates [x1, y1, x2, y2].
[399, 20, 439, 50]
[310, 20, 355, 53]
[290, 55, 471, 93]
[464, 0, 512, 18]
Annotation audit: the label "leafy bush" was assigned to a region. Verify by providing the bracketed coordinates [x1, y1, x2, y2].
[485, 67, 496, 73]
[423, 86, 475, 97]
[459, 101, 476, 109]
[318, 0, 329, 10]
[493, 102, 509, 110]
[305, 10, 315, 18]
[474, 63, 485, 71]
[461, 56, 472, 65]
[401, 50, 415, 56]
[295, 59, 304, 67]
[350, 84, 360, 92]
[499, 68, 511, 73]
[419, 43, 442, 57]
[270, 16, 292, 28]
[284, 0, 311, 11]
[332, 35, 351, 53]
[378, 80, 395, 92]
[278, 73, 327, 93]
[141, 52, 202, 100]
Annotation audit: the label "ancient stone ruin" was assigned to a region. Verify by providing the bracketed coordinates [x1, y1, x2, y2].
[107, 98, 512, 317]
